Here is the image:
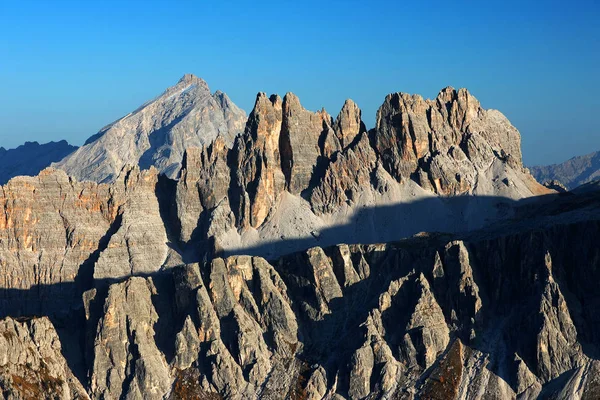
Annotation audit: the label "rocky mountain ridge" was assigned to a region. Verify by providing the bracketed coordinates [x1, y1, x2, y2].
[0, 84, 551, 309]
[530, 150, 600, 189]
[0, 140, 77, 185]
[53, 74, 247, 183]
[174, 85, 550, 258]
[0, 186, 598, 399]
[0, 81, 578, 399]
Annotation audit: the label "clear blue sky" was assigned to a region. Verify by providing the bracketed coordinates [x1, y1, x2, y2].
[0, 0, 598, 165]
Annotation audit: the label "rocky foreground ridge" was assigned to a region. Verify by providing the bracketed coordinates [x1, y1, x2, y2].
[0, 186, 598, 399]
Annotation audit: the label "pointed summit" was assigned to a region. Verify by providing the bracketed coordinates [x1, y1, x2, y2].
[334, 99, 366, 148]
[178, 73, 203, 84]
[164, 73, 210, 95]
[54, 75, 246, 182]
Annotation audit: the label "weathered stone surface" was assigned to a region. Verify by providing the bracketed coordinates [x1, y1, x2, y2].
[3, 85, 554, 268]
[334, 99, 366, 149]
[175, 138, 232, 250]
[230, 93, 286, 229]
[372, 87, 547, 197]
[93, 166, 168, 280]
[54, 74, 246, 183]
[0, 83, 595, 399]
[310, 132, 379, 214]
[167, 86, 551, 258]
[280, 93, 331, 195]
[90, 277, 170, 400]
[0, 317, 88, 399]
[0, 186, 597, 398]
[0, 169, 117, 315]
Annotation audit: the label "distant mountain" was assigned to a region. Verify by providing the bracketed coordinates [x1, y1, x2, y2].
[53, 74, 247, 183]
[530, 150, 600, 189]
[0, 140, 77, 184]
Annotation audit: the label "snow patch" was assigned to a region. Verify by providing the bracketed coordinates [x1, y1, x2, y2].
[165, 84, 197, 101]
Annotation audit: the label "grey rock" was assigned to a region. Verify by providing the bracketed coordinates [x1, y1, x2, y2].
[334, 99, 366, 149]
[280, 93, 330, 195]
[4, 85, 555, 268]
[230, 93, 286, 229]
[90, 277, 170, 400]
[0, 317, 88, 400]
[0, 82, 597, 399]
[92, 166, 168, 280]
[543, 179, 568, 192]
[0, 186, 598, 398]
[372, 87, 545, 197]
[54, 74, 246, 183]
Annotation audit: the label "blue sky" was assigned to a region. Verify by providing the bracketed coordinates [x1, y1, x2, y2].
[0, 0, 598, 165]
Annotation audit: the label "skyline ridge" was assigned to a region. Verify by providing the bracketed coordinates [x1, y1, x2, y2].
[1, 1, 598, 166]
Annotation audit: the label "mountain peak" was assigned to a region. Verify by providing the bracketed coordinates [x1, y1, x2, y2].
[54, 74, 246, 182]
[178, 73, 204, 85]
[165, 73, 210, 95]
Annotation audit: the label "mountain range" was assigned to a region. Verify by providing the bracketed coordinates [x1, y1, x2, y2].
[530, 150, 600, 189]
[54, 74, 247, 183]
[0, 140, 77, 184]
[0, 75, 598, 399]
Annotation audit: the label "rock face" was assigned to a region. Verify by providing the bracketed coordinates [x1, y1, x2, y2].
[0, 83, 586, 399]
[0, 140, 77, 185]
[0, 86, 551, 313]
[17, 85, 550, 261]
[170, 86, 550, 258]
[0, 166, 173, 317]
[54, 74, 246, 183]
[373, 87, 532, 196]
[530, 149, 600, 190]
[90, 277, 170, 400]
[0, 317, 88, 399]
[0, 185, 598, 399]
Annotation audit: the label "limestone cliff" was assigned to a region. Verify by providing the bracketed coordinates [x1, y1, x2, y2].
[172, 86, 551, 257]
[0, 185, 598, 399]
[0, 84, 584, 400]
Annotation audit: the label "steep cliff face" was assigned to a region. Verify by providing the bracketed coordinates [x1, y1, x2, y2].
[1, 188, 598, 399]
[171, 86, 550, 257]
[0, 84, 577, 399]
[54, 74, 246, 183]
[373, 87, 539, 196]
[0, 86, 551, 312]
[0, 317, 88, 399]
[0, 166, 172, 316]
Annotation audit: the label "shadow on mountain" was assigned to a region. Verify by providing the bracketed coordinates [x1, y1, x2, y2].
[0, 189, 597, 393]
[222, 190, 581, 260]
[0, 140, 78, 185]
[0, 270, 178, 387]
[138, 108, 194, 172]
[273, 191, 600, 395]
